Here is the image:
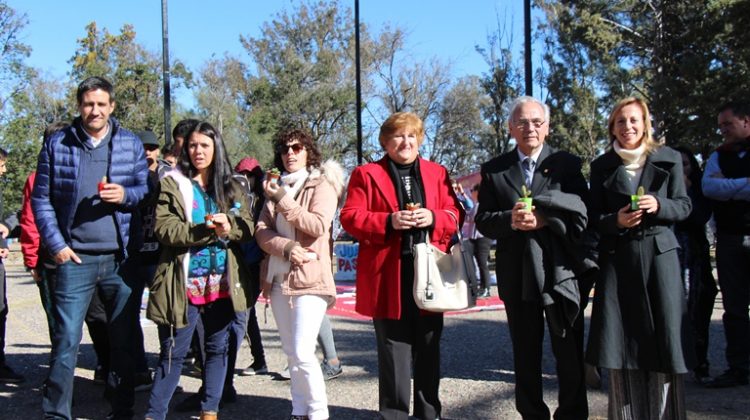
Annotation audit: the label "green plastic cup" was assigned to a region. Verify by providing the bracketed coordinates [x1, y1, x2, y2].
[630, 195, 640, 211]
[518, 197, 533, 212]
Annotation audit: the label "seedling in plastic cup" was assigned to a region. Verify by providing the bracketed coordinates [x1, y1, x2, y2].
[518, 184, 533, 212]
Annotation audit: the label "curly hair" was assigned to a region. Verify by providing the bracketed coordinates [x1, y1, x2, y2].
[272, 128, 322, 172]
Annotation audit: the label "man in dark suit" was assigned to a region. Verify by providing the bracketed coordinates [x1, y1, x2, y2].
[476, 96, 590, 420]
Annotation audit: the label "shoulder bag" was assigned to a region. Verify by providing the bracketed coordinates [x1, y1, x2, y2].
[412, 210, 478, 312]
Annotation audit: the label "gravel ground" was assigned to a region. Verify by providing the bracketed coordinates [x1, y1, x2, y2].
[1, 243, 748, 419]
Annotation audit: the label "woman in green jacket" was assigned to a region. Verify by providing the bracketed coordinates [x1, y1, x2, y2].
[145, 122, 254, 420]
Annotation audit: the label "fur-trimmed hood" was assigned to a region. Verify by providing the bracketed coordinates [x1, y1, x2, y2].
[308, 159, 346, 200]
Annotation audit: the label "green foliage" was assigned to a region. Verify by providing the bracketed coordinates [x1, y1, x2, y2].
[536, 0, 750, 159]
[68, 22, 193, 141]
[239, 0, 358, 167]
[0, 1, 32, 120]
[475, 11, 523, 157]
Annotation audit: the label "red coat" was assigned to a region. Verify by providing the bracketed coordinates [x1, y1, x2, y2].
[340, 156, 464, 319]
[20, 171, 40, 269]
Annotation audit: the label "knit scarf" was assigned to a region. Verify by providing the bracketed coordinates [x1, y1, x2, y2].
[265, 167, 310, 284]
[613, 141, 647, 193]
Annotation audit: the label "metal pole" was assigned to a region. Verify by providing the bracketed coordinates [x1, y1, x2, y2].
[524, 0, 532, 96]
[161, 0, 172, 147]
[355, 0, 363, 165]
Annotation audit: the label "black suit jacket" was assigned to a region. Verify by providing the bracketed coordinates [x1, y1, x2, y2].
[475, 144, 589, 302]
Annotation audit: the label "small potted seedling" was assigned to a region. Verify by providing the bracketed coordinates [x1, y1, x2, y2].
[266, 167, 281, 185]
[405, 202, 421, 211]
[631, 185, 645, 211]
[518, 184, 533, 212]
[97, 176, 107, 192]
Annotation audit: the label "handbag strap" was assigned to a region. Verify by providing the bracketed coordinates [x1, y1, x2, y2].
[444, 210, 463, 242]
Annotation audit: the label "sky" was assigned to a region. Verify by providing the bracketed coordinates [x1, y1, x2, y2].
[9, 0, 541, 107]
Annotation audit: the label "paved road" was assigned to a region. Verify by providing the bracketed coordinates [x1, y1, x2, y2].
[1, 244, 748, 419]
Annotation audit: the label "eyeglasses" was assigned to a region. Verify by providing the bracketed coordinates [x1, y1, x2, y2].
[278, 143, 305, 155]
[513, 118, 546, 129]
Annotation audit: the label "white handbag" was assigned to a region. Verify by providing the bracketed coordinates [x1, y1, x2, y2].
[412, 210, 478, 312]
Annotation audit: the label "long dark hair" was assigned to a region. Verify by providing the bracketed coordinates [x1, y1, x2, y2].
[179, 121, 237, 212]
[673, 145, 703, 192]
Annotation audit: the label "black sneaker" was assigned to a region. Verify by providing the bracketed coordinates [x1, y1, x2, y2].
[240, 360, 268, 376]
[221, 385, 237, 404]
[93, 365, 108, 385]
[704, 369, 749, 388]
[134, 371, 153, 392]
[0, 365, 24, 383]
[174, 392, 202, 412]
[693, 363, 710, 384]
[321, 360, 343, 381]
[478, 288, 491, 299]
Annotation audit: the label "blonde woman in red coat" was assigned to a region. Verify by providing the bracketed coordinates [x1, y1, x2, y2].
[340, 112, 464, 420]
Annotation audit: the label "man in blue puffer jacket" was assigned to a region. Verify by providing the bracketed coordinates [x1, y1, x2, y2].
[31, 76, 148, 420]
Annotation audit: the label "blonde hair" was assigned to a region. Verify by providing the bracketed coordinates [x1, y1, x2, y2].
[608, 97, 661, 153]
[378, 112, 425, 149]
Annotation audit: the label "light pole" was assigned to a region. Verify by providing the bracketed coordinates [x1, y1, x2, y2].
[161, 0, 172, 147]
[524, 0, 532, 96]
[355, 0, 363, 165]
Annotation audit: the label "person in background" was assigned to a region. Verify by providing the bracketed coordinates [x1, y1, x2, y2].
[701, 100, 750, 388]
[467, 184, 492, 298]
[341, 112, 463, 420]
[673, 145, 717, 384]
[32, 76, 149, 419]
[233, 157, 269, 379]
[19, 122, 67, 343]
[586, 97, 691, 419]
[0, 146, 23, 384]
[476, 96, 592, 420]
[256, 128, 345, 420]
[144, 121, 254, 420]
[452, 180, 474, 211]
[121, 129, 170, 393]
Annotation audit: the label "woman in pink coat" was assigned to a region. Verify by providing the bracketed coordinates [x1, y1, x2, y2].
[255, 129, 345, 420]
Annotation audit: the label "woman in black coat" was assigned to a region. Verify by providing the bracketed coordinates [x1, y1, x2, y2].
[586, 97, 692, 420]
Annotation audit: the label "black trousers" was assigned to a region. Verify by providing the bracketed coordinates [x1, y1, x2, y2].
[373, 254, 443, 420]
[504, 297, 588, 420]
[470, 237, 493, 290]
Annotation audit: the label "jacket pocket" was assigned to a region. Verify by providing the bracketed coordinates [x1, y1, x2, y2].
[654, 232, 679, 254]
[290, 260, 322, 290]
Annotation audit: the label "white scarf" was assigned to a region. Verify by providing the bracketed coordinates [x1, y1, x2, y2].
[265, 168, 310, 283]
[613, 141, 647, 193]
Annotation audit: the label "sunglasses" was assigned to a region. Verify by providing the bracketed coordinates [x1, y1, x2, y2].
[277, 143, 305, 155]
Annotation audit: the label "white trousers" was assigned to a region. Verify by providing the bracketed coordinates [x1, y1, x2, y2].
[271, 283, 329, 420]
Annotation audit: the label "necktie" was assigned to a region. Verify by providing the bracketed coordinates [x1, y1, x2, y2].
[522, 157, 534, 187]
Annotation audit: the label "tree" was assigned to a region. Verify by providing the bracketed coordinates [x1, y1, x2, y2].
[239, 0, 360, 167]
[194, 55, 259, 166]
[68, 22, 193, 141]
[430, 76, 492, 175]
[0, 73, 71, 214]
[537, 3, 607, 168]
[474, 12, 524, 158]
[535, 0, 750, 158]
[0, 1, 32, 121]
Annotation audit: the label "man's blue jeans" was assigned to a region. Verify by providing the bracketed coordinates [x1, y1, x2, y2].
[146, 298, 233, 420]
[42, 253, 137, 420]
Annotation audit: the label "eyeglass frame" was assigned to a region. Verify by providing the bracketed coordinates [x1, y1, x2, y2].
[513, 118, 547, 129]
